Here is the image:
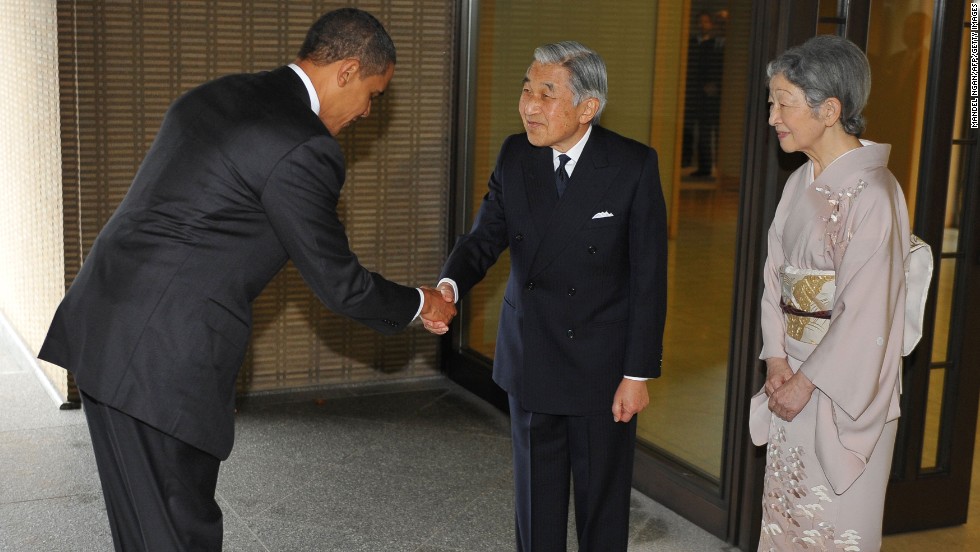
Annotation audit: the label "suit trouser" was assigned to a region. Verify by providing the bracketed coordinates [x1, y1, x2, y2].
[509, 395, 636, 552]
[80, 390, 223, 551]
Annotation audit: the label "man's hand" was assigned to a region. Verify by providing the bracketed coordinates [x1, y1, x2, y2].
[612, 378, 649, 423]
[768, 370, 816, 422]
[419, 286, 456, 335]
[436, 281, 456, 303]
[764, 357, 793, 396]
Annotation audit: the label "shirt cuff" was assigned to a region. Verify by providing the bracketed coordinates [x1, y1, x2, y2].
[413, 288, 425, 321]
[623, 376, 649, 382]
[437, 278, 459, 303]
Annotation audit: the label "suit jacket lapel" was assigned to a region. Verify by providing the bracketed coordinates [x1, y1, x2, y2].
[528, 127, 618, 278]
[523, 147, 559, 236]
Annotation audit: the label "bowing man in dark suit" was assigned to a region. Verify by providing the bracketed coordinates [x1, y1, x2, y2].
[429, 42, 667, 551]
[38, 8, 455, 551]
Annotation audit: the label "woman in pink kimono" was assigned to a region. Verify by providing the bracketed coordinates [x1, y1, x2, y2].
[750, 35, 911, 551]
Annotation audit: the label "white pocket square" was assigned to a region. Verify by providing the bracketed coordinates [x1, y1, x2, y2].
[592, 211, 614, 219]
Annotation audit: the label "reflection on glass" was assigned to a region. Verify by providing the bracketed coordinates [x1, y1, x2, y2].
[817, 0, 844, 36]
[864, 1, 934, 220]
[921, 368, 946, 470]
[640, 190, 736, 479]
[931, 258, 956, 364]
[682, 9, 725, 179]
[639, 0, 747, 481]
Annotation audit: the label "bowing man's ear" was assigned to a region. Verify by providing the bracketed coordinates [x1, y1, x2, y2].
[336, 59, 361, 88]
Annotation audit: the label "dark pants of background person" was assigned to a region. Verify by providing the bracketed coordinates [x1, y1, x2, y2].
[509, 396, 637, 552]
[682, 103, 720, 176]
[81, 390, 223, 551]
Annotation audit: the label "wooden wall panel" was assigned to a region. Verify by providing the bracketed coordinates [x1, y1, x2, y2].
[56, 1, 455, 396]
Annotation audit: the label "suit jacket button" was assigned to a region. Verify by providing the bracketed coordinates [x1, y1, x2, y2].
[588, 245, 597, 254]
[567, 287, 576, 296]
[514, 233, 524, 241]
[566, 329, 575, 339]
[526, 282, 535, 290]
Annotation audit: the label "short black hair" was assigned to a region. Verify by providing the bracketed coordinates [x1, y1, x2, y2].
[297, 8, 396, 77]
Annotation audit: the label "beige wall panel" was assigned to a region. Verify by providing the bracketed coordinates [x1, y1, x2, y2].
[0, 0, 68, 399]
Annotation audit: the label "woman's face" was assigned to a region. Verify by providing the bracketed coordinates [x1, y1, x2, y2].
[767, 73, 826, 155]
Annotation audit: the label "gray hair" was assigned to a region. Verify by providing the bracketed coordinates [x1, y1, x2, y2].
[766, 35, 870, 136]
[532, 41, 608, 125]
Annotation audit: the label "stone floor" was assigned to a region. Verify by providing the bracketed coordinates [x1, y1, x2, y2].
[0, 337, 733, 552]
[4, 322, 978, 551]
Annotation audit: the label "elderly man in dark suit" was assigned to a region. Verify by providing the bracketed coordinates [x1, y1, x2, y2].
[429, 41, 667, 552]
[38, 8, 455, 551]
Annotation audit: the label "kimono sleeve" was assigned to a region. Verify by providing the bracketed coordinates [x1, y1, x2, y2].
[798, 181, 907, 420]
[759, 171, 802, 361]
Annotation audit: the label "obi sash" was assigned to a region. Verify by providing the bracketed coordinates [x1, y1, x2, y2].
[779, 265, 835, 345]
[779, 231, 932, 354]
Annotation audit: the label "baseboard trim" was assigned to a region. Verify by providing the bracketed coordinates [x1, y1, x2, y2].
[0, 310, 72, 408]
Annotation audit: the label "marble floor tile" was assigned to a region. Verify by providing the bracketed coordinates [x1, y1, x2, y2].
[4, 334, 978, 551]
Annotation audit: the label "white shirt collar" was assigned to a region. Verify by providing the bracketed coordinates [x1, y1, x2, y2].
[552, 125, 593, 177]
[288, 63, 320, 115]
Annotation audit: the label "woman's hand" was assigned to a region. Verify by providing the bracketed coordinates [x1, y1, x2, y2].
[764, 357, 793, 396]
[768, 370, 816, 422]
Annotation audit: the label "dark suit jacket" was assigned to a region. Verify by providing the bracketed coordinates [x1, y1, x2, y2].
[685, 35, 723, 119]
[39, 66, 420, 460]
[441, 126, 667, 415]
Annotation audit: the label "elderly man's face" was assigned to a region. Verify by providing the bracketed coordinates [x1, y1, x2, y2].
[519, 62, 595, 152]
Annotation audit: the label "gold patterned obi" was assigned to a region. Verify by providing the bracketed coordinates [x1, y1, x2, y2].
[780, 264, 835, 345]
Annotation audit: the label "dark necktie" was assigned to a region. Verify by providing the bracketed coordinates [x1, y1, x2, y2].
[555, 154, 571, 197]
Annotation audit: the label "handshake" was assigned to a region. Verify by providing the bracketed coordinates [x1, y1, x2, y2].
[419, 282, 457, 335]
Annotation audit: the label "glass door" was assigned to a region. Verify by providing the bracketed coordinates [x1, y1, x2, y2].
[874, 0, 980, 534]
[639, 1, 741, 484]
